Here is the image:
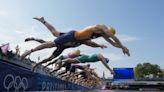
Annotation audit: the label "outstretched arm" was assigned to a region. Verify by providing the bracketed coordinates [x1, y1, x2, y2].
[101, 60, 114, 75]
[89, 24, 130, 56]
[103, 35, 130, 56]
[82, 40, 107, 49]
[94, 24, 124, 48]
[97, 54, 115, 75]
[102, 27, 130, 56]
[103, 36, 121, 48]
[101, 61, 115, 76]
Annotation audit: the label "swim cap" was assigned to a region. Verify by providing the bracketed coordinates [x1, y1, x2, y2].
[74, 49, 80, 54]
[87, 64, 90, 67]
[108, 27, 116, 35]
[105, 58, 109, 63]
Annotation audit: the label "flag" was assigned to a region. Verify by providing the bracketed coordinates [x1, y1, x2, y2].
[0, 43, 10, 55]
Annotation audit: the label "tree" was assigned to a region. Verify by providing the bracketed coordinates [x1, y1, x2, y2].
[134, 62, 164, 78]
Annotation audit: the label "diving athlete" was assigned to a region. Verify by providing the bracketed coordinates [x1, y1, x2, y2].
[21, 17, 130, 71]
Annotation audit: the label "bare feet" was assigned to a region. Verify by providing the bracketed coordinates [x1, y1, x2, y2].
[25, 37, 35, 42]
[33, 17, 45, 23]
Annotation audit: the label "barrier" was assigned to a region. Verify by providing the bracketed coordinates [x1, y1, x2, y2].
[0, 59, 91, 91]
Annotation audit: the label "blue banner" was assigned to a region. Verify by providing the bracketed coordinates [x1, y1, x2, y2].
[0, 59, 91, 91]
[0, 59, 37, 91]
[114, 68, 134, 81]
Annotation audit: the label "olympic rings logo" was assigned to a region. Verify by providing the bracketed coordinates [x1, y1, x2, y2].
[3, 74, 28, 91]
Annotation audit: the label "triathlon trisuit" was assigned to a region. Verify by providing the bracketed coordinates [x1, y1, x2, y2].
[52, 42, 82, 58]
[54, 30, 102, 47]
[70, 65, 85, 72]
[54, 31, 76, 47]
[52, 29, 101, 58]
[75, 54, 99, 63]
[58, 54, 80, 72]
[75, 27, 102, 40]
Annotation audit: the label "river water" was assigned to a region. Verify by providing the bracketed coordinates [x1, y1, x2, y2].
[32, 90, 162, 92]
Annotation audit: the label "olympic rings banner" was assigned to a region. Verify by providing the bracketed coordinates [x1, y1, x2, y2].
[0, 59, 90, 91]
[0, 60, 37, 91]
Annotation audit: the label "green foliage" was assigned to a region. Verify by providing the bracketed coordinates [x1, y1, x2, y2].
[134, 62, 164, 78]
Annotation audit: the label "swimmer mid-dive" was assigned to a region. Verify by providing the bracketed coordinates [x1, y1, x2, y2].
[62, 53, 115, 75]
[57, 64, 100, 86]
[24, 37, 106, 71]
[58, 64, 90, 80]
[21, 17, 130, 71]
[43, 49, 81, 69]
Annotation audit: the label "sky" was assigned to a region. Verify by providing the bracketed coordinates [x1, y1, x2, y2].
[0, 0, 164, 78]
